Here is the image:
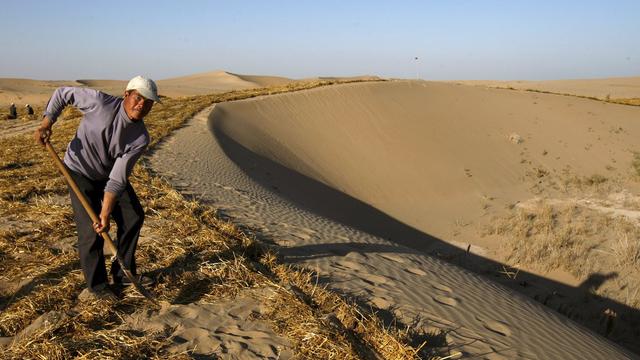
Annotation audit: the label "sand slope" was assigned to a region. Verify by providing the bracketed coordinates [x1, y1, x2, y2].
[149, 81, 639, 358]
[231, 73, 294, 87]
[213, 80, 640, 245]
[453, 77, 640, 99]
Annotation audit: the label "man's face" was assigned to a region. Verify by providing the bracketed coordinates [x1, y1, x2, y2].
[123, 90, 154, 121]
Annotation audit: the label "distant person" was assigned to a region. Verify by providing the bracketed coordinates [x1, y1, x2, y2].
[8, 103, 17, 119]
[26, 104, 34, 116]
[34, 76, 161, 300]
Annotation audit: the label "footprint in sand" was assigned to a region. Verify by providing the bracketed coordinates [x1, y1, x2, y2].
[345, 251, 369, 262]
[215, 325, 274, 340]
[360, 273, 390, 285]
[405, 267, 428, 276]
[432, 295, 459, 307]
[378, 253, 408, 264]
[289, 231, 312, 241]
[335, 260, 366, 271]
[431, 282, 453, 293]
[476, 316, 512, 337]
[482, 320, 512, 337]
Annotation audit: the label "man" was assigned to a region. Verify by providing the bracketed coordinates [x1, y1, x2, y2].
[25, 104, 34, 116]
[35, 76, 160, 300]
[8, 103, 17, 119]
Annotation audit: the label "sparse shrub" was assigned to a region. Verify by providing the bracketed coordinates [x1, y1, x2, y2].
[585, 174, 607, 186]
[611, 230, 640, 268]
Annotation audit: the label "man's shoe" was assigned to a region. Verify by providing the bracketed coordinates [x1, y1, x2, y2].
[78, 285, 117, 302]
[113, 275, 155, 287]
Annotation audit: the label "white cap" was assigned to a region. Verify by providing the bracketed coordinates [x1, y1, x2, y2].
[126, 76, 161, 103]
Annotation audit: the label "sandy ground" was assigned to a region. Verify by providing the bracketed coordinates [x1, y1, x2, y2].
[452, 76, 640, 99]
[148, 80, 640, 358]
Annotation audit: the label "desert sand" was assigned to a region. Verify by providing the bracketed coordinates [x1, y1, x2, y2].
[149, 79, 640, 358]
[453, 76, 640, 99]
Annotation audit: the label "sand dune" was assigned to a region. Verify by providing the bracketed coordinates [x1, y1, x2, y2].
[213, 80, 640, 245]
[0, 78, 81, 106]
[453, 76, 640, 99]
[0, 71, 290, 106]
[149, 81, 640, 358]
[230, 73, 294, 87]
[76, 71, 262, 98]
[156, 71, 262, 97]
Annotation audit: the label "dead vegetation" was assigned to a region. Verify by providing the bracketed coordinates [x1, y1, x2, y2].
[491, 86, 640, 106]
[0, 79, 440, 359]
[495, 86, 640, 107]
[486, 196, 640, 350]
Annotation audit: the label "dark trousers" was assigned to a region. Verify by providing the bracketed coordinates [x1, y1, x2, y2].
[67, 167, 144, 290]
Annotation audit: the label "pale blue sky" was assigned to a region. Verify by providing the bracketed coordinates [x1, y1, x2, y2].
[1, 0, 638, 80]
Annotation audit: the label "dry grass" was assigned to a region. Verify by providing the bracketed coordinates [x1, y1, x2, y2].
[495, 87, 640, 107]
[0, 79, 440, 359]
[490, 202, 596, 277]
[560, 174, 612, 193]
[0, 104, 43, 121]
[489, 200, 640, 281]
[609, 98, 640, 106]
[487, 198, 640, 349]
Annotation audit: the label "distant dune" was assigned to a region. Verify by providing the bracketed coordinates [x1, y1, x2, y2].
[0, 71, 295, 106]
[317, 75, 382, 81]
[0, 78, 80, 106]
[157, 71, 265, 97]
[453, 76, 640, 99]
[230, 73, 294, 87]
[76, 71, 269, 98]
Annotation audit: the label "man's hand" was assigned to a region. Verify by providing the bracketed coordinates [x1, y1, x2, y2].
[94, 191, 117, 234]
[35, 117, 53, 146]
[93, 213, 111, 234]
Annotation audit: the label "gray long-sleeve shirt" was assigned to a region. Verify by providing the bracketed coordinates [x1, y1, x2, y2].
[44, 87, 150, 197]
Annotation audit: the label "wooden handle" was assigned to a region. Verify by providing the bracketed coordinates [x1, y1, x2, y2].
[45, 142, 118, 255]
